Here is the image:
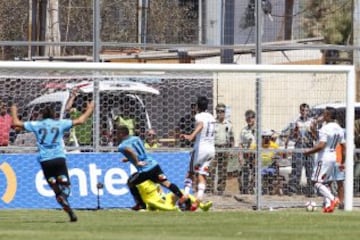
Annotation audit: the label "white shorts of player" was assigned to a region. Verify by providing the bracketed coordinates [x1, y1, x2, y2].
[332, 162, 345, 181]
[311, 159, 337, 183]
[192, 146, 215, 176]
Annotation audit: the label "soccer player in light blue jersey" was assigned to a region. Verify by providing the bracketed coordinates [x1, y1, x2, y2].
[116, 125, 190, 211]
[11, 101, 94, 222]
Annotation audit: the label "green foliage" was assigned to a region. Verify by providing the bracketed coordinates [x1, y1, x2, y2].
[0, 1, 197, 59]
[0, 0, 28, 59]
[101, 1, 137, 43]
[60, 0, 93, 55]
[302, 0, 352, 44]
[146, 0, 197, 43]
[0, 209, 360, 240]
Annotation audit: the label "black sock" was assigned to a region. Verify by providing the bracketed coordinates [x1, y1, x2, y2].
[129, 186, 146, 207]
[168, 183, 183, 198]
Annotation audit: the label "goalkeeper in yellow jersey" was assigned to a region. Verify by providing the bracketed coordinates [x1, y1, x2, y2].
[136, 180, 212, 212]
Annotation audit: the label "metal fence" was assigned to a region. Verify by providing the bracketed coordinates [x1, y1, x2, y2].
[0, 62, 357, 211]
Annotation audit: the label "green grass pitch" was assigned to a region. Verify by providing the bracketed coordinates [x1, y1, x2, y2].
[0, 209, 360, 240]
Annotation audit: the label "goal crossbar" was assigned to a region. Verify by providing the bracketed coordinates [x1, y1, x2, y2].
[0, 61, 355, 211]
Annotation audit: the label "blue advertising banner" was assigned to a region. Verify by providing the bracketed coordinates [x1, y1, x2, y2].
[0, 152, 190, 209]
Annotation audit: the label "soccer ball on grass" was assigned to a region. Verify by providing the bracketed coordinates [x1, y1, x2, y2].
[305, 201, 317, 212]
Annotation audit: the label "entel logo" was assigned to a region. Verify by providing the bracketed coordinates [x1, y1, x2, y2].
[35, 163, 136, 197]
[0, 162, 17, 203]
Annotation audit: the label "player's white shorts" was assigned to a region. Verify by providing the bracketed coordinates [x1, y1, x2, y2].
[332, 162, 345, 181]
[311, 159, 336, 183]
[190, 146, 215, 176]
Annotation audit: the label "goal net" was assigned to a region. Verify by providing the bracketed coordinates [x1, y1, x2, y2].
[0, 61, 356, 211]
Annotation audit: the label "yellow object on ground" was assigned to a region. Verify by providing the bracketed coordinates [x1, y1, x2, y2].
[136, 180, 212, 212]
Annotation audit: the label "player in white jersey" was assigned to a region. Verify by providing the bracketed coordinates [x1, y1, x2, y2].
[304, 107, 345, 213]
[181, 96, 215, 210]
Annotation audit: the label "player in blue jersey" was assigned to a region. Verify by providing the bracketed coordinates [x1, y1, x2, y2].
[115, 125, 191, 211]
[11, 101, 94, 222]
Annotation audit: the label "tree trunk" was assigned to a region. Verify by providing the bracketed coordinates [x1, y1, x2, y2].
[354, 0, 360, 101]
[39, 0, 47, 55]
[45, 0, 61, 56]
[284, 0, 294, 40]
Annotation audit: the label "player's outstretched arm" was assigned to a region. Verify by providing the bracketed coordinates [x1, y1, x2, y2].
[123, 147, 146, 167]
[181, 122, 203, 142]
[10, 104, 24, 128]
[72, 101, 94, 126]
[303, 141, 326, 156]
[65, 88, 79, 112]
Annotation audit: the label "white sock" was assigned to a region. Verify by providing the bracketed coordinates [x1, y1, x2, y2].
[315, 183, 335, 201]
[184, 178, 192, 195]
[196, 183, 206, 201]
[323, 196, 331, 208]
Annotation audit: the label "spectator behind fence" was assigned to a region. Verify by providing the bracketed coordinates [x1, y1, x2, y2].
[286, 103, 317, 197]
[256, 130, 280, 167]
[354, 119, 360, 196]
[0, 100, 12, 147]
[144, 129, 161, 149]
[258, 130, 282, 195]
[238, 109, 256, 194]
[208, 103, 234, 195]
[112, 96, 140, 137]
[65, 88, 93, 147]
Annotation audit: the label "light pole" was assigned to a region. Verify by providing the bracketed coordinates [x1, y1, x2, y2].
[93, 0, 100, 62]
[354, 0, 360, 100]
[220, 0, 234, 64]
[138, 0, 149, 49]
[255, 0, 263, 211]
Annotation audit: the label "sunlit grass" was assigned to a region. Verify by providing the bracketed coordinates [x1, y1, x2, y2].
[0, 209, 359, 240]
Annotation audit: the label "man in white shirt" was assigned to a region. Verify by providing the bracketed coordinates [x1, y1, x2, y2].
[181, 96, 215, 210]
[304, 107, 345, 213]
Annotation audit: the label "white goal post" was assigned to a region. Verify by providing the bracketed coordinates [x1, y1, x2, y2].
[0, 61, 355, 211]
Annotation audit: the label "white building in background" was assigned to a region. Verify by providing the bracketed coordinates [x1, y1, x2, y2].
[199, 0, 301, 45]
[204, 1, 222, 45]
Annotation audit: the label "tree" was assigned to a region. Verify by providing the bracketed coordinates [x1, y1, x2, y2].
[284, 0, 294, 40]
[45, 0, 61, 56]
[0, 0, 28, 60]
[0, 0, 197, 59]
[100, 0, 197, 44]
[302, 0, 352, 44]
